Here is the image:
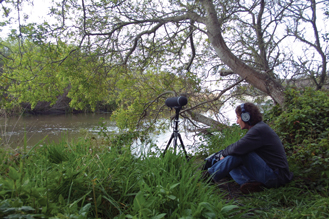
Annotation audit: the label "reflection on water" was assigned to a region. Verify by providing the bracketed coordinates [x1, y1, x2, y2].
[0, 113, 115, 148]
[0, 113, 200, 154]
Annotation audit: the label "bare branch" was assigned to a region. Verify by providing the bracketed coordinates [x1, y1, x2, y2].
[182, 78, 244, 113]
[185, 20, 196, 71]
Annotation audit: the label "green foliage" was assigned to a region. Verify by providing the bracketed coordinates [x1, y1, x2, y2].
[1, 40, 69, 109]
[0, 39, 116, 112]
[264, 87, 329, 188]
[93, 117, 144, 154]
[0, 138, 240, 218]
[266, 88, 329, 145]
[198, 123, 329, 218]
[240, 185, 329, 218]
[110, 68, 200, 130]
[1, 39, 200, 132]
[197, 125, 247, 156]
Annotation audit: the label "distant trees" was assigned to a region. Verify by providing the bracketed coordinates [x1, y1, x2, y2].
[0, 0, 327, 131]
[0, 39, 190, 127]
[0, 40, 115, 112]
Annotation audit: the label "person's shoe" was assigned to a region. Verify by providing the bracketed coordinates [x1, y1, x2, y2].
[240, 182, 264, 194]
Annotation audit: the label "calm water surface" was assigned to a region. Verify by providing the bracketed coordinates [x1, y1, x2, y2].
[1, 113, 199, 154]
[1, 114, 114, 148]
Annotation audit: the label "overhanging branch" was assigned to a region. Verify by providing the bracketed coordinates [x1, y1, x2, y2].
[181, 78, 244, 112]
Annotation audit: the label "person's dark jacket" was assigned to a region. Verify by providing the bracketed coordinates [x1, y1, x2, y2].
[222, 121, 293, 185]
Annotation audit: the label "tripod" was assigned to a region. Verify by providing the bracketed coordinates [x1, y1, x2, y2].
[162, 107, 189, 160]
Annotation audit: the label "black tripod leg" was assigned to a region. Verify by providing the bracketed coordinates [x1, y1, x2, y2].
[162, 133, 174, 157]
[177, 133, 189, 161]
[173, 132, 178, 153]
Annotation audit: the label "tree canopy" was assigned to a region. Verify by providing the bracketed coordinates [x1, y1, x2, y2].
[0, 0, 328, 131]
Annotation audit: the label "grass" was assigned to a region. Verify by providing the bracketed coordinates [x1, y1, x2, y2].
[1, 126, 328, 218]
[0, 138, 242, 218]
[239, 186, 329, 218]
[196, 125, 329, 219]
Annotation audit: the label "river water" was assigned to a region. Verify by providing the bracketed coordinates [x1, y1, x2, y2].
[0, 113, 201, 155]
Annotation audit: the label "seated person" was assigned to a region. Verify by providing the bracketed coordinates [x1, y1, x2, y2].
[204, 103, 293, 193]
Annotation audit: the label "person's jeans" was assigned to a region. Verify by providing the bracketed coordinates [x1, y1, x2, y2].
[207, 152, 279, 188]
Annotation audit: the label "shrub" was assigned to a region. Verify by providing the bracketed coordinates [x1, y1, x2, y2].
[264, 87, 329, 189]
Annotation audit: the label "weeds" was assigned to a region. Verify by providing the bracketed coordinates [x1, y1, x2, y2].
[239, 186, 329, 218]
[1, 88, 328, 218]
[196, 125, 247, 156]
[1, 130, 328, 218]
[0, 138, 240, 218]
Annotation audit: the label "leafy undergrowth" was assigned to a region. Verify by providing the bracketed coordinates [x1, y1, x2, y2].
[264, 88, 329, 188]
[1, 88, 328, 218]
[194, 87, 329, 218]
[0, 140, 243, 219]
[1, 140, 329, 218]
[194, 157, 329, 219]
[237, 183, 329, 218]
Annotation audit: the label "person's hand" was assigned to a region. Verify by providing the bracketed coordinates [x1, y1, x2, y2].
[220, 155, 225, 160]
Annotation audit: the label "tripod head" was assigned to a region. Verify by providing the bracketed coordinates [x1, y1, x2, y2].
[163, 96, 189, 160]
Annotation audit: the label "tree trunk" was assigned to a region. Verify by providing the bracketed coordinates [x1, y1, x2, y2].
[201, 0, 285, 105]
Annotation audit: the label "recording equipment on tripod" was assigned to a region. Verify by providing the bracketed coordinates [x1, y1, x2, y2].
[163, 96, 189, 160]
[165, 96, 188, 108]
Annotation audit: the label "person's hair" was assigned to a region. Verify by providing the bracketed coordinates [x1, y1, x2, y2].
[235, 102, 263, 126]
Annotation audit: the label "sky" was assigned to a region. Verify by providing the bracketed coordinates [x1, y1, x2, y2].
[3, 0, 327, 125]
[0, 0, 241, 123]
[2, 0, 51, 36]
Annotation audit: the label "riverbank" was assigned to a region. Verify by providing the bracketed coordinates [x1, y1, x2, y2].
[0, 94, 116, 117]
[1, 138, 328, 218]
[0, 140, 238, 218]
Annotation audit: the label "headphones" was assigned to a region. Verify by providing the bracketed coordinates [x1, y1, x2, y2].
[240, 103, 251, 123]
